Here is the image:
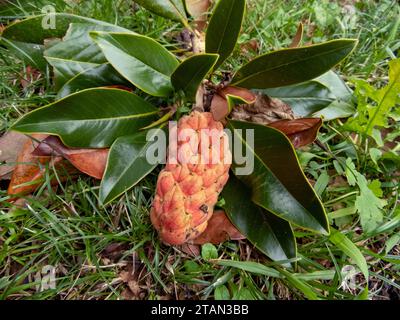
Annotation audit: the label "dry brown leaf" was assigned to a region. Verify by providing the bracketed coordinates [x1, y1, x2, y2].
[186, 0, 213, 31]
[179, 243, 201, 257]
[20, 66, 41, 89]
[289, 23, 304, 48]
[211, 86, 257, 121]
[194, 83, 207, 112]
[100, 243, 130, 262]
[7, 134, 74, 197]
[191, 210, 245, 245]
[0, 131, 30, 179]
[177, 29, 205, 54]
[231, 93, 295, 124]
[268, 118, 323, 148]
[219, 86, 257, 103]
[210, 92, 228, 121]
[241, 39, 259, 55]
[33, 136, 108, 179]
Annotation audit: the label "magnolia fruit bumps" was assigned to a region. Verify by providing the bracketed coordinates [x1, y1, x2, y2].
[150, 111, 232, 245]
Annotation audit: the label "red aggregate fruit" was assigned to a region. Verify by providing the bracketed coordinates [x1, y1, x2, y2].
[150, 111, 232, 245]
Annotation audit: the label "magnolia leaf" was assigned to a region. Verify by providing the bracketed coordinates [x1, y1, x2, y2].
[44, 23, 132, 89]
[56, 63, 128, 99]
[134, 0, 188, 25]
[91, 32, 179, 97]
[289, 23, 303, 48]
[210, 86, 256, 121]
[185, 0, 212, 30]
[1, 14, 118, 71]
[260, 71, 354, 120]
[11, 88, 158, 148]
[0, 38, 47, 70]
[0, 131, 30, 179]
[222, 175, 296, 263]
[231, 39, 357, 89]
[205, 0, 246, 68]
[100, 128, 166, 205]
[228, 120, 329, 234]
[32, 136, 108, 180]
[191, 210, 245, 245]
[7, 134, 73, 197]
[171, 53, 219, 100]
[267, 118, 322, 148]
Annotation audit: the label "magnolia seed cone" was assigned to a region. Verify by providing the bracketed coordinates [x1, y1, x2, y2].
[150, 111, 232, 245]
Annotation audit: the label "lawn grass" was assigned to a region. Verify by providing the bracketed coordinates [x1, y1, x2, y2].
[0, 0, 399, 300]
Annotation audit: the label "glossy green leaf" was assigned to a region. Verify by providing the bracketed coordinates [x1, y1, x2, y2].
[1, 14, 105, 44]
[205, 0, 246, 68]
[56, 63, 128, 99]
[100, 128, 165, 204]
[171, 53, 218, 100]
[45, 23, 132, 89]
[91, 32, 179, 97]
[231, 39, 357, 89]
[11, 88, 158, 148]
[329, 228, 369, 280]
[316, 70, 353, 101]
[0, 38, 47, 70]
[260, 81, 334, 116]
[222, 175, 296, 263]
[1, 14, 109, 71]
[227, 120, 329, 234]
[312, 100, 355, 121]
[134, 0, 187, 24]
[260, 72, 355, 120]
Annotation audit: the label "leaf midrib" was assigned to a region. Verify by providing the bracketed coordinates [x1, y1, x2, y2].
[174, 55, 216, 93]
[230, 122, 324, 229]
[17, 111, 158, 128]
[233, 42, 353, 86]
[105, 136, 158, 195]
[214, 0, 236, 56]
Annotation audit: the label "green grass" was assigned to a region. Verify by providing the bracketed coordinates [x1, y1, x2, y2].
[1, 0, 399, 300]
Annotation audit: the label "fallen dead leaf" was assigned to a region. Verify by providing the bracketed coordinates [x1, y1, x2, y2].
[289, 23, 304, 48]
[210, 93, 229, 121]
[177, 29, 205, 54]
[179, 243, 201, 257]
[240, 38, 259, 55]
[100, 243, 130, 263]
[268, 118, 323, 148]
[211, 86, 257, 121]
[7, 134, 75, 197]
[0, 131, 30, 179]
[191, 210, 245, 245]
[186, 0, 213, 31]
[20, 66, 41, 89]
[231, 93, 295, 124]
[33, 135, 108, 179]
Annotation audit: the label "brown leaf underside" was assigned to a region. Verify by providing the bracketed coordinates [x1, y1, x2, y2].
[191, 210, 245, 245]
[33, 135, 108, 179]
[0, 131, 30, 179]
[7, 134, 73, 196]
[268, 118, 323, 148]
[210, 86, 257, 121]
